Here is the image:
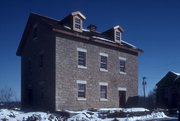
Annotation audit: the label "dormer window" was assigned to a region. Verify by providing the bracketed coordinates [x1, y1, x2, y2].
[115, 31, 121, 41]
[113, 25, 124, 43]
[75, 17, 81, 29]
[73, 16, 82, 32]
[71, 11, 86, 32]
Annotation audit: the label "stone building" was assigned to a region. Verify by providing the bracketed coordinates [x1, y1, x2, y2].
[16, 11, 143, 111]
[156, 71, 180, 108]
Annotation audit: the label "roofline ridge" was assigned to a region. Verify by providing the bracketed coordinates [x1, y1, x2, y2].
[30, 12, 60, 22]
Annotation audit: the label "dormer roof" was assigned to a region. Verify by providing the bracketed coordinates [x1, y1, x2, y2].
[16, 12, 143, 56]
[71, 11, 86, 20]
[113, 25, 124, 32]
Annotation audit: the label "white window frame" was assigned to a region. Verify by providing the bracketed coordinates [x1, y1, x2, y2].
[76, 80, 87, 101]
[114, 30, 121, 42]
[99, 82, 108, 101]
[77, 48, 87, 69]
[73, 16, 82, 32]
[119, 57, 127, 75]
[99, 53, 108, 72]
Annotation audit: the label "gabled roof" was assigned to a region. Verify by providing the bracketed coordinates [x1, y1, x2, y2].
[71, 11, 86, 20]
[113, 25, 124, 32]
[156, 71, 180, 87]
[16, 12, 143, 56]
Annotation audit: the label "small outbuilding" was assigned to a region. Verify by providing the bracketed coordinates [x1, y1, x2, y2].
[156, 71, 180, 108]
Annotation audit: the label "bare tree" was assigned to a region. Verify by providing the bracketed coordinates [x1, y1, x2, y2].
[0, 87, 14, 103]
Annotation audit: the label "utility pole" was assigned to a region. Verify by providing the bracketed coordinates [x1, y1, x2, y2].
[142, 77, 147, 107]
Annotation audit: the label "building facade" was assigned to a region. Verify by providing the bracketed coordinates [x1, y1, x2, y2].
[16, 11, 142, 111]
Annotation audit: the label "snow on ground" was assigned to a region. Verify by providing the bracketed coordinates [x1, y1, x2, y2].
[0, 109, 62, 121]
[99, 107, 149, 113]
[0, 108, 175, 121]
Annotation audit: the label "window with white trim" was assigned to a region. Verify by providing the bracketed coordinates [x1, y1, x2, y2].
[100, 53, 108, 71]
[77, 48, 87, 69]
[119, 57, 126, 74]
[78, 83, 86, 98]
[75, 17, 81, 29]
[100, 85, 107, 99]
[73, 16, 82, 31]
[115, 31, 121, 41]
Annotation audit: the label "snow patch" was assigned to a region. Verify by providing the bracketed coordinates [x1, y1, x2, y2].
[121, 40, 137, 49]
[82, 28, 90, 32]
[64, 26, 71, 30]
[92, 36, 116, 43]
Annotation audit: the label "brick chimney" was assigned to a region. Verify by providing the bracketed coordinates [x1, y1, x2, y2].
[87, 24, 97, 32]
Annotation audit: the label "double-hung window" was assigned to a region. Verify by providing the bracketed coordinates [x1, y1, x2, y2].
[77, 48, 87, 69]
[99, 82, 108, 101]
[115, 31, 121, 41]
[75, 17, 81, 29]
[77, 80, 87, 100]
[119, 57, 126, 74]
[74, 17, 82, 32]
[100, 53, 108, 72]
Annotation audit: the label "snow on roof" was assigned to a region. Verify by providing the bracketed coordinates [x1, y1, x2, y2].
[92, 36, 116, 43]
[121, 40, 137, 49]
[64, 25, 71, 30]
[82, 28, 90, 32]
[171, 71, 180, 76]
[71, 11, 86, 19]
[92, 36, 138, 50]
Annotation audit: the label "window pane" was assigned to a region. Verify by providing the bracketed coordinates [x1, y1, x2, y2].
[100, 56, 107, 69]
[75, 24, 81, 29]
[78, 51, 86, 66]
[75, 18, 80, 24]
[78, 84, 86, 98]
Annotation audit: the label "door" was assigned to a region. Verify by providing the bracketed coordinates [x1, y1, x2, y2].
[119, 91, 126, 108]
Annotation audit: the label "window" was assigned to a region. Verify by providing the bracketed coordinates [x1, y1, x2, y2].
[75, 17, 81, 29]
[78, 84, 86, 98]
[33, 24, 38, 40]
[100, 53, 108, 72]
[39, 54, 44, 67]
[119, 57, 126, 74]
[100, 85, 107, 99]
[99, 82, 108, 101]
[76, 80, 87, 100]
[115, 31, 121, 41]
[77, 48, 87, 69]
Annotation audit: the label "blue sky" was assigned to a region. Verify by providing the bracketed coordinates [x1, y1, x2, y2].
[0, 0, 180, 100]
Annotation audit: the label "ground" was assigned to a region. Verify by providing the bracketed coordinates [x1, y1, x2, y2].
[0, 108, 178, 121]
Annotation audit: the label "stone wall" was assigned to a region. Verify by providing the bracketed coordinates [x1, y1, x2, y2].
[55, 34, 138, 111]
